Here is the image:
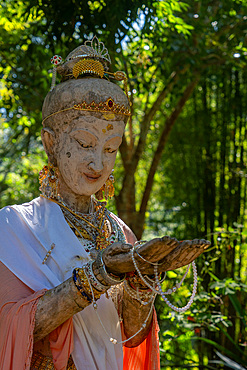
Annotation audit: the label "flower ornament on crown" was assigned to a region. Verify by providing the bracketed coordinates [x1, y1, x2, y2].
[50, 55, 63, 90]
[51, 55, 63, 66]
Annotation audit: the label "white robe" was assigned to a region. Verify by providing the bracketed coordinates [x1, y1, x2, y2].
[0, 197, 125, 370]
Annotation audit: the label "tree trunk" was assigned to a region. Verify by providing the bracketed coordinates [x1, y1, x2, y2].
[116, 76, 200, 239]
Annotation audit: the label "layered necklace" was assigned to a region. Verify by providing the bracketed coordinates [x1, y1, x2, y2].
[60, 199, 113, 252]
[44, 196, 124, 255]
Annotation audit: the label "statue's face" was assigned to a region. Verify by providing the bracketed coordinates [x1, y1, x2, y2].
[54, 113, 125, 197]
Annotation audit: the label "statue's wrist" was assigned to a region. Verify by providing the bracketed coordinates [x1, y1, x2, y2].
[95, 249, 126, 286]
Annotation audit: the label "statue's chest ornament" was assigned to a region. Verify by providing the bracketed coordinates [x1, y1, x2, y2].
[59, 200, 126, 257]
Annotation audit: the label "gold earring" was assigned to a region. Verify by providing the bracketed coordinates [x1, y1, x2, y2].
[105, 172, 115, 200]
[39, 163, 59, 199]
[95, 171, 115, 201]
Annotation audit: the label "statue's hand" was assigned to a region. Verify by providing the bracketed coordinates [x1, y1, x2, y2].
[144, 238, 210, 272]
[103, 237, 210, 276]
[102, 242, 133, 275]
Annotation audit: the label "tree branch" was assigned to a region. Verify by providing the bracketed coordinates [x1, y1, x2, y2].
[139, 75, 200, 219]
[130, 69, 181, 172]
[119, 134, 131, 172]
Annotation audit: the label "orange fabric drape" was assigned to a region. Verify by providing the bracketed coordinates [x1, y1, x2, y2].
[123, 310, 160, 370]
[0, 262, 73, 370]
[0, 262, 46, 369]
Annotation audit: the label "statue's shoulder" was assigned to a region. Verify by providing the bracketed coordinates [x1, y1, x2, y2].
[107, 210, 137, 245]
[0, 197, 42, 225]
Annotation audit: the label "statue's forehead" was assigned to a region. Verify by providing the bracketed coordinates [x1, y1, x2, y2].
[57, 113, 125, 137]
[58, 82, 120, 101]
[55, 110, 123, 128]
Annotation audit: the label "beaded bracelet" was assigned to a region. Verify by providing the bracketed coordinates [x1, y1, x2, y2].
[95, 249, 126, 286]
[78, 267, 103, 300]
[123, 280, 156, 306]
[84, 261, 110, 292]
[73, 267, 103, 301]
[72, 268, 92, 303]
[145, 272, 166, 284]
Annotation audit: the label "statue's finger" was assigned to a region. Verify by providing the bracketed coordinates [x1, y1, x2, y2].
[178, 240, 192, 248]
[166, 237, 179, 246]
[161, 236, 174, 243]
[191, 239, 210, 249]
[202, 241, 211, 250]
[191, 239, 201, 245]
[104, 242, 132, 257]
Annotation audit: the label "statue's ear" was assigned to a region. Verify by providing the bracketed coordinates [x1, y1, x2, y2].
[41, 128, 57, 165]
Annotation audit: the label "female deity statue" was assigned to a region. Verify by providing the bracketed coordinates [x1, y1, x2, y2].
[0, 37, 209, 370]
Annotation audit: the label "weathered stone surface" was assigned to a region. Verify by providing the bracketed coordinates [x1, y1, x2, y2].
[103, 237, 210, 275]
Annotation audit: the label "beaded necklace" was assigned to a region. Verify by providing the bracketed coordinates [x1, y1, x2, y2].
[50, 197, 118, 253]
[41, 194, 126, 260]
[61, 203, 108, 250]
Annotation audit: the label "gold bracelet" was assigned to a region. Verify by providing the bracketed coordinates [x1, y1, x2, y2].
[75, 267, 103, 300]
[95, 249, 126, 285]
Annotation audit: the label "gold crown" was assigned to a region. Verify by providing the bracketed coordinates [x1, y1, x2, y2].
[72, 59, 105, 78]
[45, 36, 131, 123]
[51, 36, 126, 85]
[42, 97, 131, 125]
[50, 36, 130, 106]
[66, 36, 111, 66]
[74, 97, 131, 116]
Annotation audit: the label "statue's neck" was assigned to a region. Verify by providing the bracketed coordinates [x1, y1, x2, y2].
[58, 183, 93, 214]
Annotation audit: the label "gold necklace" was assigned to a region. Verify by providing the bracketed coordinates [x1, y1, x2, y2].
[45, 196, 102, 229]
[52, 198, 111, 251]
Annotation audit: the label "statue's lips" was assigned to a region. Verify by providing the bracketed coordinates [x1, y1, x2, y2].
[83, 173, 102, 182]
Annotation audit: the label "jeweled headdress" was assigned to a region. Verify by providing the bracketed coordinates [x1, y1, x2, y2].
[52, 37, 112, 85]
[42, 36, 130, 124]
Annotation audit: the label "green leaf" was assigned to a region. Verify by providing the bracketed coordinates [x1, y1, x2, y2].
[229, 295, 247, 327]
[191, 337, 247, 367]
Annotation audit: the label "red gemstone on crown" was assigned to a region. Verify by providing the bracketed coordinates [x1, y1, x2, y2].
[108, 100, 113, 108]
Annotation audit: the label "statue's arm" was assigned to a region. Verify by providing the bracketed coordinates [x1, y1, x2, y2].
[35, 237, 211, 342]
[121, 287, 154, 347]
[102, 237, 210, 347]
[34, 277, 89, 342]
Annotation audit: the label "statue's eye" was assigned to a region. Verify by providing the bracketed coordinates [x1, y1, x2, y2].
[81, 143, 92, 149]
[75, 139, 92, 149]
[105, 148, 117, 153]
